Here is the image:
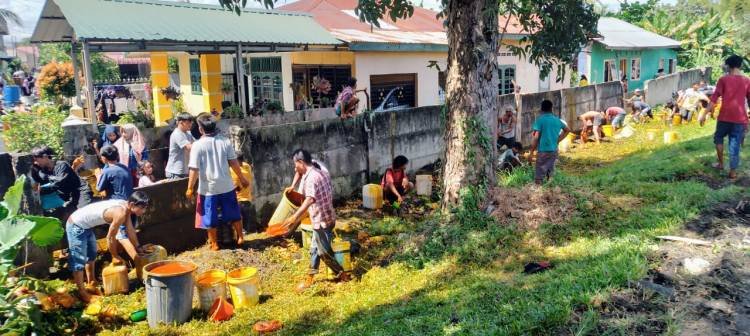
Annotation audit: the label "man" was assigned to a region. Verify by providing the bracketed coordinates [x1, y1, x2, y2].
[381, 155, 414, 206]
[165, 113, 195, 179]
[654, 68, 665, 79]
[66, 191, 149, 302]
[282, 149, 350, 292]
[231, 154, 255, 233]
[497, 105, 517, 150]
[530, 100, 571, 184]
[498, 141, 523, 172]
[632, 101, 653, 121]
[579, 111, 605, 144]
[677, 82, 709, 123]
[97, 145, 133, 201]
[186, 114, 249, 250]
[30, 146, 92, 221]
[706, 55, 750, 180]
[606, 106, 627, 131]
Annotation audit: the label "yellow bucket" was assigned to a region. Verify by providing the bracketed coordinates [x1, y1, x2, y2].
[195, 270, 227, 312]
[226, 267, 260, 309]
[299, 221, 313, 249]
[135, 244, 168, 281]
[672, 115, 682, 126]
[664, 131, 679, 144]
[566, 132, 577, 142]
[646, 129, 659, 141]
[326, 238, 353, 278]
[602, 125, 614, 137]
[362, 184, 383, 209]
[268, 189, 308, 227]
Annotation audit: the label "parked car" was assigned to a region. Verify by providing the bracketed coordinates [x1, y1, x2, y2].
[373, 87, 410, 112]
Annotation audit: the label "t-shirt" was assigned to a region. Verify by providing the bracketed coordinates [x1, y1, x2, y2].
[138, 176, 157, 187]
[68, 199, 127, 229]
[188, 134, 237, 196]
[381, 168, 406, 190]
[97, 163, 133, 201]
[165, 129, 194, 175]
[681, 89, 707, 111]
[230, 162, 254, 202]
[710, 74, 750, 125]
[532, 113, 565, 153]
[499, 149, 518, 165]
[633, 101, 650, 110]
[606, 107, 626, 117]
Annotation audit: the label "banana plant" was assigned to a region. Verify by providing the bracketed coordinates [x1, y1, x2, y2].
[0, 176, 64, 276]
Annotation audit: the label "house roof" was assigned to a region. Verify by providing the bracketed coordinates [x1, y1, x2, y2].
[279, 0, 527, 50]
[31, 0, 341, 48]
[595, 17, 680, 50]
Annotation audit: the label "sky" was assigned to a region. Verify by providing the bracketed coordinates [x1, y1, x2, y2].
[1, 0, 675, 40]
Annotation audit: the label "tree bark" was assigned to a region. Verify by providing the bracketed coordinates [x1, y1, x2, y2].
[441, 0, 499, 209]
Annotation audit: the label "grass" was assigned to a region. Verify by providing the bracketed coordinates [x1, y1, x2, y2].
[101, 119, 747, 335]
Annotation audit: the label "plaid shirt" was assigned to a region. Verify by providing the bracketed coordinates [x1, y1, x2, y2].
[301, 167, 336, 229]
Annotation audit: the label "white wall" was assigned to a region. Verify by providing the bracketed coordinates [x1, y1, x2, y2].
[497, 54, 569, 93]
[246, 52, 294, 111]
[176, 53, 205, 115]
[354, 51, 447, 112]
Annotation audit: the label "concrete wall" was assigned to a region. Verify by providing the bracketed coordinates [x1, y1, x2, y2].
[560, 85, 597, 130]
[595, 81, 624, 112]
[134, 178, 204, 252]
[644, 68, 712, 106]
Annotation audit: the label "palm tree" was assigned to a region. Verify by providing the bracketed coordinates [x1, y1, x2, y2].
[0, 8, 23, 35]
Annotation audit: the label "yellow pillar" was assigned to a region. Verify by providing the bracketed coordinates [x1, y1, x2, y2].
[200, 54, 223, 115]
[150, 52, 172, 125]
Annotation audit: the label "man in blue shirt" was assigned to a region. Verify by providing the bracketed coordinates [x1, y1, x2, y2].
[97, 145, 133, 201]
[530, 100, 571, 185]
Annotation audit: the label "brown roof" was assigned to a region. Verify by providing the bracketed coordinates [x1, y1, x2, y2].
[280, 0, 526, 45]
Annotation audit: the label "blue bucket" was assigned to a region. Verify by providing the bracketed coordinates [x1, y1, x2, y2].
[3, 86, 21, 107]
[143, 260, 197, 327]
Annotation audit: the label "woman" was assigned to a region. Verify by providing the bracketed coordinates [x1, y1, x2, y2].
[137, 160, 159, 187]
[100, 124, 120, 150]
[114, 124, 148, 187]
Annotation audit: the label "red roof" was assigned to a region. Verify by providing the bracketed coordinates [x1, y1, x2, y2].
[280, 0, 526, 45]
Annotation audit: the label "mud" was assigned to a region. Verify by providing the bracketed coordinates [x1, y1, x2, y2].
[489, 185, 577, 230]
[567, 198, 750, 335]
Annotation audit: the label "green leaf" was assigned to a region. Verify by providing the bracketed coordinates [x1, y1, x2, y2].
[0, 176, 25, 218]
[21, 216, 63, 247]
[0, 217, 35, 256]
[0, 205, 7, 221]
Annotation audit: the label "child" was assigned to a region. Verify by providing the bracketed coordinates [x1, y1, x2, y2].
[498, 142, 523, 172]
[381, 155, 414, 206]
[65, 191, 149, 302]
[138, 160, 159, 187]
[530, 100, 571, 185]
[97, 145, 133, 201]
[231, 154, 255, 233]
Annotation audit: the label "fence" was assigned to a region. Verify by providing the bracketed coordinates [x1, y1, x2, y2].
[643, 68, 712, 106]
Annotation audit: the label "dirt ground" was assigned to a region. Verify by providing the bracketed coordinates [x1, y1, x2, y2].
[569, 198, 750, 335]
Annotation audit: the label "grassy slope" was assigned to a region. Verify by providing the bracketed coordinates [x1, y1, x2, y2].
[105, 121, 746, 336]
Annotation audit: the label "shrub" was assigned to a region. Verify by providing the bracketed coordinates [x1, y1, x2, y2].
[0, 104, 66, 154]
[37, 62, 76, 100]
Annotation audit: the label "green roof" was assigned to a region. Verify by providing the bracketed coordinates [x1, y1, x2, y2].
[31, 0, 341, 46]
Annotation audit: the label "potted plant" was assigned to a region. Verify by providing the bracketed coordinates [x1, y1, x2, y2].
[265, 101, 283, 114]
[160, 86, 181, 101]
[221, 82, 234, 96]
[223, 104, 243, 119]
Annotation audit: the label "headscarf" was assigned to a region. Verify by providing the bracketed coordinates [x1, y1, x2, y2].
[114, 124, 146, 167]
[101, 124, 120, 147]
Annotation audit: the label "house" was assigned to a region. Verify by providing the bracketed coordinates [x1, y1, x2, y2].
[577, 17, 680, 91]
[188, 0, 569, 114]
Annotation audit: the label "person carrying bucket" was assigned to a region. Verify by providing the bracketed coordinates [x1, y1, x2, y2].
[65, 191, 150, 303]
[186, 114, 249, 250]
[281, 149, 351, 292]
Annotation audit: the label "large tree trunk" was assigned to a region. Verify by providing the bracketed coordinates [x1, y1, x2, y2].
[441, 0, 499, 209]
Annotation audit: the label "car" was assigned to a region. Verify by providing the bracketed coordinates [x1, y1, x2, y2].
[372, 87, 411, 112]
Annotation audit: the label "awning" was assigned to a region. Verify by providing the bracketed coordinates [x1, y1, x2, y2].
[31, 0, 343, 52]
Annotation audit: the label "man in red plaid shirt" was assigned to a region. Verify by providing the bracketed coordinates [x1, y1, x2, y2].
[283, 149, 351, 292]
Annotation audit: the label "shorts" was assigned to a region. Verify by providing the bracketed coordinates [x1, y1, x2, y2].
[66, 223, 97, 272]
[384, 185, 406, 204]
[713, 121, 746, 145]
[535, 151, 558, 182]
[497, 136, 515, 150]
[195, 191, 242, 229]
[115, 225, 128, 240]
[593, 115, 603, 127]
[611, 113, 626, 128]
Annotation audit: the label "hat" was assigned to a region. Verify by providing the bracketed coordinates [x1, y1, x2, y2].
[634, 89, 642, 94]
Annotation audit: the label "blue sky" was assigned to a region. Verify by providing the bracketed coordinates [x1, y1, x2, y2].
[2, 0, 676, 39]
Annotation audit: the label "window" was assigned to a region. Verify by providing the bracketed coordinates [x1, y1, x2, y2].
[539, 73, 550, 92]
[619, 59, 628, 81]
[291, 65, 352, 109]
[498, 65, 516, 95]
[604, 60, 616, 82]
[370, 73, 417, 110]
[658, 58, 665, 72]
[189, 59, 202, 95]
[631, 58, 641, 80]
[668, 59, 676, 74]
[250, 57, 283, 106]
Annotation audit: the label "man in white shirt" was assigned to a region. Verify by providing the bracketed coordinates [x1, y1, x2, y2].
[165, 113, 195, 179]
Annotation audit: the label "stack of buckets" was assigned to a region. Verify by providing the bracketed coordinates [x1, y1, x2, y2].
[195, 267, 260, 312]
